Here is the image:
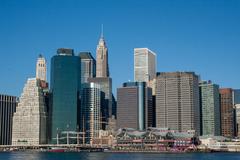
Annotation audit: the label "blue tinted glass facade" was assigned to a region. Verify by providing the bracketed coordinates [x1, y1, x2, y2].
[123, 82, 146, 130]
[234, 89, 240, 104]
[50, 52, 81, 144]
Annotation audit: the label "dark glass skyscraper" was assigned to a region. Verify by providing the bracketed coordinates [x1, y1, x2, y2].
[50, 48, 81, 144]
[80, 83, 101, 144]
[0, 94, 17, 145]
[234, 89, 240, 105]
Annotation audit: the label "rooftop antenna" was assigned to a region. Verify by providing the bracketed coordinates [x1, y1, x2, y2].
[101, 24, 104, 38]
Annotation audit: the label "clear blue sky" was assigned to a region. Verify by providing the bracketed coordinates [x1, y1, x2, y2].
[0, 0, 240, 97]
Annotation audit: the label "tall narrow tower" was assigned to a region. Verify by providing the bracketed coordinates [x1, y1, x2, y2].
[96, 26, 109, 77]
[36, 54, 47, 81]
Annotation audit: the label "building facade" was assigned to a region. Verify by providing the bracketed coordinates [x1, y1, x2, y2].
[199, 81, 221, 136]
[117, 82, 152, 130]
[156, 72, 200, 135]
[234, 89, 240, 137]
[79, 52, 96, 84]
[115, 128, 198, 151]
[236, 104, 240, 137]
[12, 78, 47, 145]
[36, 54, 47, 81]
[96, 32, 109, 77]
[233, 89, 240, 104]
[49, 48, 81, 144]
[88, 77, 112, 128]
[219, 88, 235, 137]
[93, 31, 114, 128]
[134, 48, 156, 83]
[0, 94, 17, 145]
[80, 83, 101, 144]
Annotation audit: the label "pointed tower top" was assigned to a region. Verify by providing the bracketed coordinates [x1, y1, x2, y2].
[98, 24, 106, 46]
[101, 24, 104, 38]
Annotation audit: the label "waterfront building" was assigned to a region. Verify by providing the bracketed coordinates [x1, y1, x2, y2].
[49, 48, 81, 144]
[79, 52, 96, 84]
[12, 78, 47, 145]
[80, 83, 101, 144]
[117, 82, 153, 130]
[36, 54, 47, 81]
[91, 130, 114, 147]
[115, 128, 198, 151]
[199, 81, 221, 136]
[0, 94, 17, 145]
[219, 88, 235, 138]
[96, 29, 109, 78]
[156, 72, 200, 135]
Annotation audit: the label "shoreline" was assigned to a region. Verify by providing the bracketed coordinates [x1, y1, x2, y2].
[0, 148, 237, 153]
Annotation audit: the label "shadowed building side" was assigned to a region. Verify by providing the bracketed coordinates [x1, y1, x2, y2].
[0, 94, 17, 145]
[117, 82, 153, 130]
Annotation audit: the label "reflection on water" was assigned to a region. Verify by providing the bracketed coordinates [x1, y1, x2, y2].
[1, 152, 240, 160]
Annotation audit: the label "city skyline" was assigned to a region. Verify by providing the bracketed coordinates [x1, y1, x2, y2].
[1, 0, 240, 96]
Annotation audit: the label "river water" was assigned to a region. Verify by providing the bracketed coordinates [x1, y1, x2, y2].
[0, 152, 240, 160]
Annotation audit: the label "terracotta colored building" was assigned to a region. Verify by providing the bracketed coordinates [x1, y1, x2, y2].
[219, 88, 235, 137]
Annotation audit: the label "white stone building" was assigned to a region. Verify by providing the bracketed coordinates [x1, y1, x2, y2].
[134, 48, 156, 83]
[12, 78, 47, 145]
[134, 48, 157, 94]
[36, 54, 47, 81]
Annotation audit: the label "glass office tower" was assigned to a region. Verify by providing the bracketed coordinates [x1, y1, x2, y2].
[117, 82, 153, 130]
[199, 81, 221, 136]
[80, 83, 101, 144]
[50, 48, 81, 144]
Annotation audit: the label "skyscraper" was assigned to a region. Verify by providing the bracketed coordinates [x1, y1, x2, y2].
[79, 52, 96, 84]
[80, 83, 101, 144]
[156, 72, 200, 135]
[88, 77, 112, 127]
[233, 89, 240, 105]
[36, 54, 47, 81]
[0, 94, 17, 145]
[219, 88, 235, 137]
[49, 48, 81, 144]
[236, 104, 240, 137]
[134, 48, 157, 120]
[117, 82, 152, 130]
[233, 89, 240, 137]
[134, 48, 156, 83]
[199, 81, 221, 136]
[12, 78, 47, 145]
[89, 29, 113, 127]
[96, 30, 109, 77]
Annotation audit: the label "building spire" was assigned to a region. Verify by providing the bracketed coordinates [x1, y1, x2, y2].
[101, 24, 104, 38]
